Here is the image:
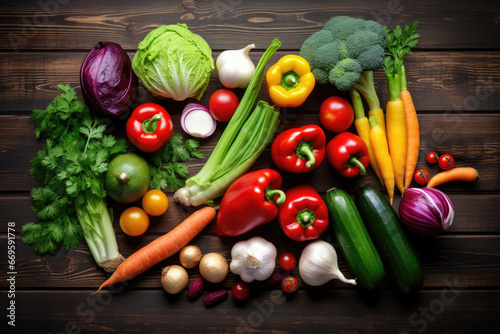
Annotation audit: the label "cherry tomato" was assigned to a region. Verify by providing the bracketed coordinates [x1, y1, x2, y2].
[232, 281, 250, 301]
[208, 89, 239, 122]
[142, 189, 169, 216]
[427, 152, 439, 164]
[319, 96, 354, 133]
[281, 276, 299, 294]
[119, 207, 149, 236]
[438, 154, 455, 170]
[278, 252, 297, 271]
[414, 169, 430, 185]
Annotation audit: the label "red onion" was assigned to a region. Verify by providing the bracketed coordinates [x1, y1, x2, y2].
[399, 188, 454, 237]
[180, 103, 217, 138]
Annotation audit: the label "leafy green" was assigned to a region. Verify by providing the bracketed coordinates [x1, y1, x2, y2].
[147, 133, 204, 192]
[132, 24, 214, 101]
[22, 85, 126, 272]
[384, 21, 420, 92]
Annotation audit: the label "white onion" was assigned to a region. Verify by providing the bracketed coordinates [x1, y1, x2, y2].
[181, 103, 216, 138]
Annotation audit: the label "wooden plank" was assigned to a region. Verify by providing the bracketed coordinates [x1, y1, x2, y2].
[1, 234, 499, 289]
[0, 0, 499, 51]
[2, 192, 498, 234]
[2, 290, 499, 333]
[0, 114, 498, 192]
[0, 51, 499, 113]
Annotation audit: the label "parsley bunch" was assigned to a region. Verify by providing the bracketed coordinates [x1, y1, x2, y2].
[22, 85, 126, 272]
[148, 133, 204, 192]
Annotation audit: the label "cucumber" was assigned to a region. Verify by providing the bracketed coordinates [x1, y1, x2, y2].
[325, 188, 385, 290]
[355, 185, 423, 295]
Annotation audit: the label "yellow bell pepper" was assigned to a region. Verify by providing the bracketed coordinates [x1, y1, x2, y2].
[266, 55, 315, 108]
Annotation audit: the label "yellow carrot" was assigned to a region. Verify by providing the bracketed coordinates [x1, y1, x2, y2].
[369, 116, 394, 204]
[385, 73, 406, 196]
[384, 22, 421, 190]
[350, 89, 384, 188]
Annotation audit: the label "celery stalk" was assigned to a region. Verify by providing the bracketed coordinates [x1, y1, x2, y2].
[174, 39, 282, 207]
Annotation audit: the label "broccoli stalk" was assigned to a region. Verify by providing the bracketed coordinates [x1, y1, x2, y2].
[354, 71, 381, 113]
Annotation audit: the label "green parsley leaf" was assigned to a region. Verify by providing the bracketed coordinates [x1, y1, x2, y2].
[147, 134, 204, 191]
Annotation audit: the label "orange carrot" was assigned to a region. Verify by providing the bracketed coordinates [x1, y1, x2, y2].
[97, 206, 216, 292]
[402, 89, 419, 189]
[427, 168, 479, 188]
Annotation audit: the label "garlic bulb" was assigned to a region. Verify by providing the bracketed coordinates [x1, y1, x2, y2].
[216, 44, 256, 88]
[299, 240, 356, 286]
[230, 236, 277, 283]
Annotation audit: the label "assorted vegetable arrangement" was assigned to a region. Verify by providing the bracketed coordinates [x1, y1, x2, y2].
[25, 17, 480, 307]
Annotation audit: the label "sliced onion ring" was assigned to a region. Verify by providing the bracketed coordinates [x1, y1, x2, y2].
[181, 103, 217, 138]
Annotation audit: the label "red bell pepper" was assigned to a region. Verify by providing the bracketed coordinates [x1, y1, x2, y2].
[271, 125, 325, 173]
[326, 132, 369, 178]
[215, 169, 286, 237]
[126, 103, 174, 153]
[278, 185, 328, 242]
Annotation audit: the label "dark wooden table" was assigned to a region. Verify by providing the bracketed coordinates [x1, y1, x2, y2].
[1, 0, 499, 333]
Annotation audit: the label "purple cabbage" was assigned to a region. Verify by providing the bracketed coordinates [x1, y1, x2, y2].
[80, 42, 137, 116]
[399, 188, 455, 237]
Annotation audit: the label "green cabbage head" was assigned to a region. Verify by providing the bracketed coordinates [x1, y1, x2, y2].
[132, 24, 214, 101]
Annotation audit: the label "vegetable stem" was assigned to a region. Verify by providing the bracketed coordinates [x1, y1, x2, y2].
[265, 187, 286, 205]
[354, 71, 381, 111]
[387, 73, 401, 101]
[296, 141, 316, 168]
[297, 209, 315, 228]
[348, 156, 366, 175]
[142, 114, 161, 133]
[349, 88, 366, 120]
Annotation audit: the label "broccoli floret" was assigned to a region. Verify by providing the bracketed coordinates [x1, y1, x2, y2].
[300, 16, 385, 91]
[329, 58, 363, 91]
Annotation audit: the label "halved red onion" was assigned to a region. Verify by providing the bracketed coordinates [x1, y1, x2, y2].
[181, 103, 217, 138]
[399, 188, 455, 237]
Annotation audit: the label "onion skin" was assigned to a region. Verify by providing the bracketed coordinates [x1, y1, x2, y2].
[399, 188, 455, 237]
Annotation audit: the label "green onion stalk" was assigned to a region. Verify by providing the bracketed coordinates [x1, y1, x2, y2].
[174, 38, 282, 206]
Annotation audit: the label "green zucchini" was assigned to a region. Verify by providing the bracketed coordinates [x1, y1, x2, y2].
[325, 188, 385, 290]
[355, 185, 423, 295]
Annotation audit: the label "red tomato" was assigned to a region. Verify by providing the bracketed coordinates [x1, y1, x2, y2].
[208, 89, 239, 122]
[319, 96, 354, 133]
[426, 152, 439, 164]
[278, 252, 297, 271]
[414, 169, 430, 185]
[232, 282, 250, 301]
[281, 276, 299, 294]
[438, 154, 455, 170]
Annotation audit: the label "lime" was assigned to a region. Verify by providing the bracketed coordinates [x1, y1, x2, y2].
[105, 153, 151, 203]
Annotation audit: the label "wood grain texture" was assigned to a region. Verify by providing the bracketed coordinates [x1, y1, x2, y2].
[0, 0, 499, 51]
[0, 114, 497, 192]
[0, 51, 499, 113]
[2, 290, 499, 333]
[1, 234, 499, 289]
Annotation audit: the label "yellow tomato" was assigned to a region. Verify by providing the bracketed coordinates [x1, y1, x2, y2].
[142, 189, 169, 216]
[120, 207, 149, 236]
